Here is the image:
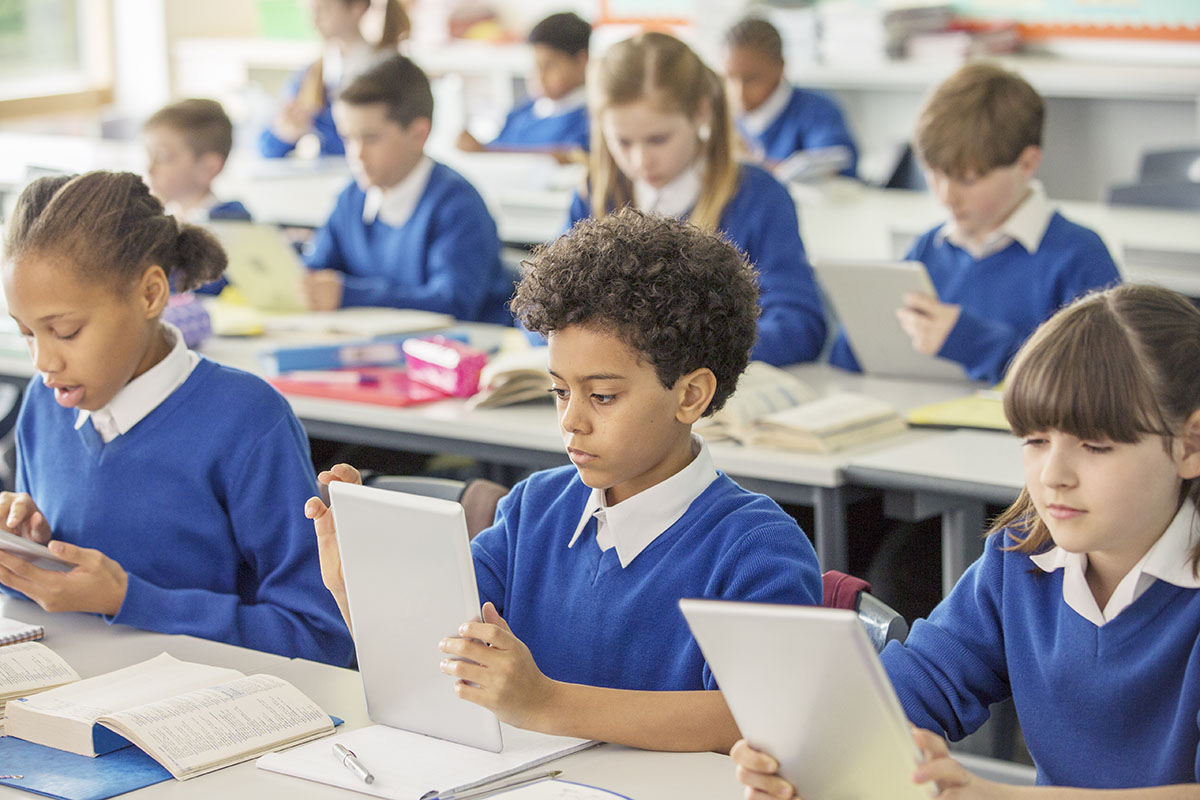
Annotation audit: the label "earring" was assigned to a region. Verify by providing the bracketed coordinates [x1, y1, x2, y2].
[697, 123, 711, 143]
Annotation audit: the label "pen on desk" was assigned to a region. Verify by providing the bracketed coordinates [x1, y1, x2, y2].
[286, 370, 380, 386]
[333, 742, 374, 785]
[425, 769, 561, 800]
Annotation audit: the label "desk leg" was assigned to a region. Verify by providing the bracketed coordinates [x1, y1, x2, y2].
[813, 486, 848, 573]
[940, 503, 986, 597]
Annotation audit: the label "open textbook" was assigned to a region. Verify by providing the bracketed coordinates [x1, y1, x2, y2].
[0, 641, 79, 731]
[467, 347, 551, 409]
[5, 653, 333, 780]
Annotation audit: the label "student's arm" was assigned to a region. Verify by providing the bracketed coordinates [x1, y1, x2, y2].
[303, 190, 352, 274]
[338, 185, 501, 320]
[794, 92, 859, 178]
[113, 412, 354, 666]
[258, 69, 310, 159]
[936, 303, 1024, 384]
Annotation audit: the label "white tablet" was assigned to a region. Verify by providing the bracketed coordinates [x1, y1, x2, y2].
[679, 599, 933, 800]
[812, 258, 971, 382]
[206, 221, 307, 312]
[328, 480, 503, 753]
[0, 530, 73, 572]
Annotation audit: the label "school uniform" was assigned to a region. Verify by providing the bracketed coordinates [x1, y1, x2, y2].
[471, 435, 822, 690]
[305, 158, 514, 324]
[566, 163, 827, 366]
[12, 324, 354, 667]
[489, 87, 590, 152]
[737, 80, 859, 178]
[881, 499, 1200, 786]
[829, 182, 1120, 383]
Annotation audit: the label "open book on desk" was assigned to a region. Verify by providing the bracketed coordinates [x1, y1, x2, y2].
[467, 347, 551, 409]
[0, 641, 79, 730]
[5, 653, 334, 780]
[258, 722, 597, 800]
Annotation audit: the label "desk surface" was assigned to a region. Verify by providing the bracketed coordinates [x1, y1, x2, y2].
[0, 598, 741, 799]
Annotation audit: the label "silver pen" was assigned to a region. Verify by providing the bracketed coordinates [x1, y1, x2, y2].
[424, 769, 561, 800]
[333, 742, 375, 785]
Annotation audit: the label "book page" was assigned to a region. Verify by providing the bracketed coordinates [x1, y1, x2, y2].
[100, 674, 332, 780]
[0, 642, 78, 697]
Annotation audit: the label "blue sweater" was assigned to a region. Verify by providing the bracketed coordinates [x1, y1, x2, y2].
[14, 360, 354, 667]
[567, 164, 827, 366]
[829, 212, 1119, 383]
[490, 100, 590, 152]
[881, 531, 1200, 787]
[471, 465, 822, 691]
[258, 67, 345, 159]
[305, 162, 514, 324]
[739, 87, 859, 179]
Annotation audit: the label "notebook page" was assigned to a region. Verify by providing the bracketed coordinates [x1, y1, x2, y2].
[0, 642, 78, 696]
[0, 617, 44, 646]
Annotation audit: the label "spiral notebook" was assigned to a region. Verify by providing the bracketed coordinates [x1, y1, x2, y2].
[0, 616, 44, 646]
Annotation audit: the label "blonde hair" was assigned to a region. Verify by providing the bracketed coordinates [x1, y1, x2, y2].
[586, 32, 739, 231]
[298, 0, 411, 113]
[992, 284, 1200, 571]
[915, 62, 1043, 179]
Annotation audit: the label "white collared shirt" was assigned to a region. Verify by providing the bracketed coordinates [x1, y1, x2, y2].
[1030, 499, 1200, 626]
[633, 162, 703, 219]
[739, 79, 792, 137]
[567, 434, 718, 568]
[938, 179, 1055, 260]
[165, 194, 218, 226]
[532, 86, 587, 120]
[361, 156, 435, 228]
[73, 322, 199, 443]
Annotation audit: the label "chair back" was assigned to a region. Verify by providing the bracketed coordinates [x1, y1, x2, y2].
[1139, 147, 1200, 184]
[1107, 181, 1200, 210]
[363, 475, 508, 539]
[821, 570, 909, 653]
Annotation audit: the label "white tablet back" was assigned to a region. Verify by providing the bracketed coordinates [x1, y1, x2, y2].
[329, 480, 503, 752]
[207, 221, 307, 312]
[813, 258, 971, 382]
[680, 599, 933, 800]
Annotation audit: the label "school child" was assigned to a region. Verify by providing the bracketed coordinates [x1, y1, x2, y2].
[568, 31, 826, 367]
[733, 283, 1200, 794]
[143, 98, 250, 224]
[258, 0, 408, 159]
[829, 62, 1119, 384]
[723, 17, 858, 178]
[304, 54, 513, 323]
[0, 171, 354, 668]
[456, 12, 591, 155]
[308, 209, 823, 752]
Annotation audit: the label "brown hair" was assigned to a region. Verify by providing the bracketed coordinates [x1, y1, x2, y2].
[724, 17, 783, 63]
[914, 62, 1043, 179]
[529, 12, 590, 56]
[298, 0, 411, 112]
[4, 171, 226, 294]
[992, 284, 1200, 571]
[586, 32, 739, 231]
[144, 98, 234, 161]
[512, 208, 759, 415]
[337, 53, 432, 127]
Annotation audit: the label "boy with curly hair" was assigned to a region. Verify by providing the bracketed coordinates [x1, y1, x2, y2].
[308, 208, 821, 752]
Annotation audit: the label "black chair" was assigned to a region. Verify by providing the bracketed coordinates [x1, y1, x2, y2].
[363, 475, 509, 539]
[881, 143, 928, 192]
[1138, 147, 1200, 184]
[1107, 181, 1200, 210]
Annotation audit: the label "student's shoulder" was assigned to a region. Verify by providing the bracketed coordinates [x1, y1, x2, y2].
[1042, 210, 1110, 254]
[424, 161, 487, 202]
[505, 98, 538, 120]
[694, 473, 806, 541]
[188, 358, 299, 422]
[209, 200, 252, 222]
[507, 464, 588, 504]
[789, 86, 840, 113]
[732, 162, 792, 204]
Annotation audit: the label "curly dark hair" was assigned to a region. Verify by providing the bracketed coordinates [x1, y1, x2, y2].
[512, 208, 760, 416]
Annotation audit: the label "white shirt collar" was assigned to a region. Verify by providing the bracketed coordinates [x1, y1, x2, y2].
[361, 156, 435, 227]
[165, 193, 218, 226]
[1030, 498, 1200, 626]
[633, 161, 703, 219]
[532, 86, 587, 120]
[568, 434, 718, 568]
[739, 79, 792, 137]
[73, 322, 199, 443]
[938, 179, 1054, 259]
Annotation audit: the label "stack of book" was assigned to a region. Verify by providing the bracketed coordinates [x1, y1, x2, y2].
[0, 641, 79, 732]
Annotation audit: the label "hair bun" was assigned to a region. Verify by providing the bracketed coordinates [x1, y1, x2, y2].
[171, 224, 227, 292]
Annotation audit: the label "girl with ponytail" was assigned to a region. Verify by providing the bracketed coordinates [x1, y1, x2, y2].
[0, 172, 353, 667]
[567, 31, 826, 366]
[260, 0, 410, 158]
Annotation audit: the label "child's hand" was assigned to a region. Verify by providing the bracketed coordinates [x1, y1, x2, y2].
[0, 492, 52, 544]
[439, 602, 558, 730]
[730, 739, 796, 799]
[272, 100, 314, 144]
[304, 463, 363, 631]
[304, 269, 344, 311]
[456, 130, 485, 152]
[896, 292, 961, 356]
[0, 542, 127, 615]
[911, 727, 1009, 799]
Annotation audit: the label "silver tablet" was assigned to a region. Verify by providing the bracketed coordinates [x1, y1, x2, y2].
[813, 258, 970, 382]
[206, 221, 307, 312]
[0, 530, 73, 572]
[329, 480, 503, 752]
[680, 599, 934, 800]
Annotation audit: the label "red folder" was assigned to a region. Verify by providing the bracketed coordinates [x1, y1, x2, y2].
[268, 367, 450, 407]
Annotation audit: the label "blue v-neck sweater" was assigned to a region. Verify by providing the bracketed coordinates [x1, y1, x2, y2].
[470, 465, 822, 691]
[566, 164, 827, 367]
[738, 87, 859, 178]
[882, 531, 1200, 787]
[491, 100, 590, 152]
[14, 360, 354, 666]
[306, 162, 514, 324]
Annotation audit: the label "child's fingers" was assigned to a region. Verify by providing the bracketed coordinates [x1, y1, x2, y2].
[481, 601, 511, 632]
[304, 497, 329, 520]
[911, 727, 950, 760]
[730, 740, 780, 773]
[457, 620, 515, 648]
[439, 636, 492, 664]
[440, 657, 487, 686]
[902, 291, 937, 313]
[45, 540, 88, 565]
[3, 494, 38, 534]
[912, 754, 971, 790]
[733, 765, 795, 799]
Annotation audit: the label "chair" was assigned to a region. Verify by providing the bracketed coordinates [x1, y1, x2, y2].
[363, 475, 509, 540]
[821, 570, 909, 653]
[1107, 181, 1200, 210]
[1138, 147, 1200, 184]
[880, 142, 928, 192]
